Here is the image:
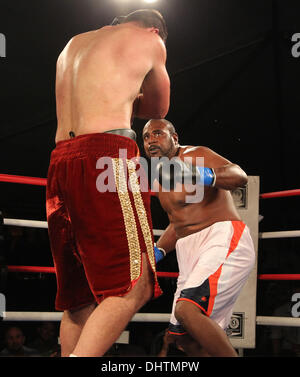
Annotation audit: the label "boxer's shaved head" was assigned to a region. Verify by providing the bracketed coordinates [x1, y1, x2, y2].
[121, 9, 168, 43]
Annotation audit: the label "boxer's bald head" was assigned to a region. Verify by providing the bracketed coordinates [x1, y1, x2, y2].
[143, 119, 179, 158]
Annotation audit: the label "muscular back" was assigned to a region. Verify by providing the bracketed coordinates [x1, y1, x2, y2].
[55, 24, 169, 143]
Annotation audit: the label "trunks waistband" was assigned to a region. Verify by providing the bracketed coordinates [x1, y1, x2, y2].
[52, 132, 139, 161]
[69, 129, 136, 141]
[175, 220, 245, 245]
[103, 128, 136, 141]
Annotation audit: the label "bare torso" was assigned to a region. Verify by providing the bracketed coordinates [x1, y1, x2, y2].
[55, 24, 167, 143]
[157, 146, 241, 239]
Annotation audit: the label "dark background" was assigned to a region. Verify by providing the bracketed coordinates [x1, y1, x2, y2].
[0, 0, 300, 356]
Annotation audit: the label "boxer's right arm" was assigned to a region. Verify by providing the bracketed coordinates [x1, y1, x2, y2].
[154, 223, 176, 263]
[135, 38, 170, 119]
[156, 223, 177, 255]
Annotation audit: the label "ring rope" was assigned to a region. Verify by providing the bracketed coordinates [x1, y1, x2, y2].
[0, 173, 300, 199]
[0, 312, 170, 323]
[260, 189, 300, 199]
[0, 174, 47, 186]
[3, 218, 300, 240]
[1, 311, 299, 328]
[4, 218, 48, 229]
[257, 274, 300, 280]
[6, 265, 179, 278]
[6, 265, 300, 280]
[259, 230, 300, 239]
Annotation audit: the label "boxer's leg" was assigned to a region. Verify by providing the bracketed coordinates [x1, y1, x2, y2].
[175, 300, 237, 357]
[173, 333, 211, 357]
[60, 302, 97, 357]
[70, 253, 153, 357]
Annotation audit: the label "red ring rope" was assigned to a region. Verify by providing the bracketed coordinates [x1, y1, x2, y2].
[260, 189, 300, 199]
[6, 265, 179, 278]
[0, 174, 47, 186]
[258, 274, 300, 280]
[7, 265, 55, 274]
[6, 266, 300, 280]
[1, 173, 300, 199]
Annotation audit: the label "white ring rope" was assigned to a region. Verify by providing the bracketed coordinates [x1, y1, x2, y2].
[256, 316, 300, 327]
[259, 230, 300, 239]
[3, 218, 48, 229]
[1, 312, 170, 323]
[1, 312, 299, 327]
[3, 217, 300, 239]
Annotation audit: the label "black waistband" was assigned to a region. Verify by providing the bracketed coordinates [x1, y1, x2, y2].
[69, 129, 136, 141]
[103, 128, 136, 141]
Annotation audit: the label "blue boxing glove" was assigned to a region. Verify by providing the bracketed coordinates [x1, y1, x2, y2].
[154, 244, 166, 263]
[195, 166, 216, 187]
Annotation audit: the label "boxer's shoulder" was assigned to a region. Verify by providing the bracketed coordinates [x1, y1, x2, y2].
[179, 145, 210, 159]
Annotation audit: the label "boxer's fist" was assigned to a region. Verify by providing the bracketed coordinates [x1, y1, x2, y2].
[153, 157, 215, 190]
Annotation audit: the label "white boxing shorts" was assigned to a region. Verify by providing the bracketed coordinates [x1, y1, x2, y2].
[168, 220, 255, 335]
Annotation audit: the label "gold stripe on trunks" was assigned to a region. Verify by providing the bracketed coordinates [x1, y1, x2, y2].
[112, 158, 141, 281]
[127, 159, 156, 273]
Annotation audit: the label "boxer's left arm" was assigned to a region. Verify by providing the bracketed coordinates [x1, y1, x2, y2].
[134, 36, 170, 119]
[185, 146, 248, 191]
[212, 163, 248, 190]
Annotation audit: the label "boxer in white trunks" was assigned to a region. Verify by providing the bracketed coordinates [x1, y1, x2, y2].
[143, 119, 255, 357]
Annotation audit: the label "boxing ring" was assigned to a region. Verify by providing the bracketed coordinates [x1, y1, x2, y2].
[1, 173, 300, 354]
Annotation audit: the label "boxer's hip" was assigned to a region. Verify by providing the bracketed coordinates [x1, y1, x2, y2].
[50, 131, 139, 162]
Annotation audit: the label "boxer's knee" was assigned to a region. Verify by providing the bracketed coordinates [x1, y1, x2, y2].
[65, 302, 97, 326]
[174, 300, 190, 324]
[175, 299, 203, 325]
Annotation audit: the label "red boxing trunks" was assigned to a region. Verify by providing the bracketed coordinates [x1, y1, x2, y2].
[46, 132, 162, 311]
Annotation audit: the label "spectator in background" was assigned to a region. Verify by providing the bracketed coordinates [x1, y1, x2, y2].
[28, 322, 61, 357]
[0, 326, 39, 357]
[270, 286, 300, 357]
[152, 329, 187, 357]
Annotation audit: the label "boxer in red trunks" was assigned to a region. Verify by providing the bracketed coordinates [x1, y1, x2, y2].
[46, 9, 170, 357]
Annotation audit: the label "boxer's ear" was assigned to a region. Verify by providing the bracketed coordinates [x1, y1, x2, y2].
[149, 27, 159, 35]
[172, 133, 179, 145]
